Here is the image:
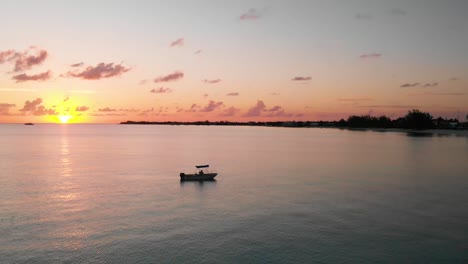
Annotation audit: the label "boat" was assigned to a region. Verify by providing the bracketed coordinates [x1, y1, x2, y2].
[180, 165, 218, 181]
[24, 123, 34, 125]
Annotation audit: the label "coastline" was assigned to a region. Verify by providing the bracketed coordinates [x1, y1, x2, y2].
[119, 121, 468, 137]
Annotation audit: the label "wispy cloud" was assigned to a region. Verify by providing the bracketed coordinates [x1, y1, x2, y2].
[203, 79, 221, 84]
[154, 71, 184, 83]
[0, 103, 16, 115]
[194, 50, 202, 55]
[67, 62, 130, 80]
[170, 38, 184, 47]
[338, 97, 373, 102]
[226, 92, 239, 96]
[75, 106, 90, 112]
[240, 8, 262, 20]
[0, 88, 36, 92]
[12, 70, 51, 82]
[150, 87, 173, 94]
[359, 53, 382, 59]
[291, 76, 311, 81]
[200, 100, 224, 112]
[449, 77, 459, 81]
[0, 50, 16, 64]
[220, 106, 240, 117]
[409, 92, 466, 96]
[400, 82, 420, 88]
[0, 48, 48, 72]
[70, 62, 84, 67]
[98, 107, 117, 112]
[423, 82, 438, 87]
[186, 104, 200, 112]
[357, 105, 419, 108]
[14, 49, 48, 72]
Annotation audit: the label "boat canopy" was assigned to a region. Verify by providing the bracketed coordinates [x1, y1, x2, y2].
[196, 165, 209, 168]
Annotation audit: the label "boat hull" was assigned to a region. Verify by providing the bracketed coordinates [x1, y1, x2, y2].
[180, 173, 217, 181]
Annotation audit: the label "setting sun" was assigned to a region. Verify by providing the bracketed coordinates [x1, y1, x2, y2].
[58, 115, 72, 124]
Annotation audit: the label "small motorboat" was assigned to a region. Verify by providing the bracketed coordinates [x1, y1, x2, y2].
[180, 165, 218, 181]
[24, 123, 34, 125]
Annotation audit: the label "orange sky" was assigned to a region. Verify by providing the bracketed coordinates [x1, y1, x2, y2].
[1, 1, 467, 123]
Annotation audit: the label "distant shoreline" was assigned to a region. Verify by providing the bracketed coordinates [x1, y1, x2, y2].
[120, 121, 468, 136]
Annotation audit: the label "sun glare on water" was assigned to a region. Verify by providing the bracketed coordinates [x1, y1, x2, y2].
[58, 115, 72, 124]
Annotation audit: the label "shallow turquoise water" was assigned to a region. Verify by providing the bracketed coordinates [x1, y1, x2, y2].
[0, 125, 467, 263]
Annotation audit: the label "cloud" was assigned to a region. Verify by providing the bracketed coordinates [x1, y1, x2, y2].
[0, 103, 16, 115]
[226, 92, 239, 96]
[170, 38, 184, 47]
[266, 105, 282, 112]
[270, 92, 280, 95]
[63, 97, 69, 102]
[67, 62, 130, 80]
[12, 70, 51, 82]
[338, 97, 373, 102]
[70, 62, 84, 67]
[203, 79, 221, 84]
[203, 93, 209, 98]
[243, 100, 295, 117]
[449, 77, 458, 81]
[409, 92, 466, 96]
[186, 104, 200, 112]
[0, 50, 17, 64]
[355, 13, 373, 20]
[194, 50, 202, 55]
[14, 49, 48, 72]
[20, 98, 56, 116]
[0, 88, 36, 92]
[400, 82, 420, 88]
[220, 106, 240, 117]
[75, 106, 90, 112]
[357, 105, 419, 108]
[244, 100, 266, 117]
[20, 98, 42, 111]
[423, 82, 438, 87]
[291, 76, 311, 81]
[359, 53, 382, 59]
[154, 71, 184, 83]
[390, 8, 406, 16]
[200, 100, 224, 112]
[98, 107, 117, 112]
[338, 98, 373, 105]
[240, 8, 261, 20]
[150, 87, 173, 93]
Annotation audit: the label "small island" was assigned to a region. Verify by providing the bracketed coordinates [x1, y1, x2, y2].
[121, 109, 468, 131]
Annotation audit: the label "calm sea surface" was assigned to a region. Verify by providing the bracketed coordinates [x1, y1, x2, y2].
[0, 124, 467, 263]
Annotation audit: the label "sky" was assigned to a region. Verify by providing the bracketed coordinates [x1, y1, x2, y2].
[1, 0, 467, 123]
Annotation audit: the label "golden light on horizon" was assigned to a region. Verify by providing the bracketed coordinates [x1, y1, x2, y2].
[58, 115, 72, 124]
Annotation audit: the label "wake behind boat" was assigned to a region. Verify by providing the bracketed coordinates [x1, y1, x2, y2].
[180, 165, 218, 181]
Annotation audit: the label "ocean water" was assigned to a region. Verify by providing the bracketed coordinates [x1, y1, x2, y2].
[0, 124, 467, 263]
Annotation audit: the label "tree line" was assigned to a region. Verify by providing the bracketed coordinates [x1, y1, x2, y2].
[341, 109, 465, 130]
[121, 109, 468, 130]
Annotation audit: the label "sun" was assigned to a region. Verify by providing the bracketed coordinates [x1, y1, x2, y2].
[58, 115, 72, 124]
